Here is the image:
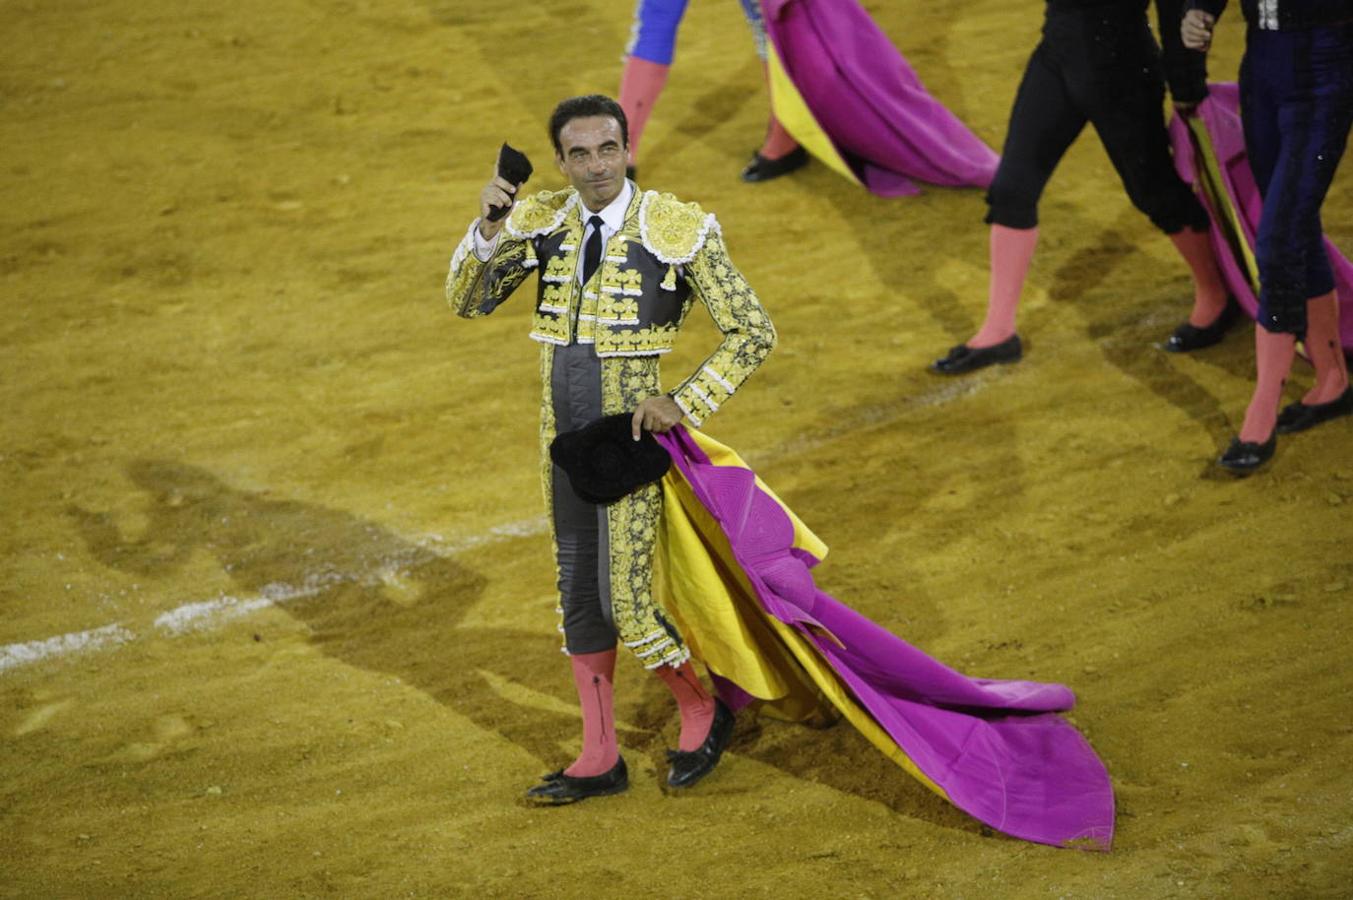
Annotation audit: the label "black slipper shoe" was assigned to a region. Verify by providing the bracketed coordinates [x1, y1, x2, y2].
[666, 701, 735, 789]
[1217, 433, 1277, 474]
[1275, 385, 1353, 434]
[525, 756, 628, 805]
[1162, 298, 1239, 353]
[740, 147, 809, 183]
[929, 334, 1023, 375]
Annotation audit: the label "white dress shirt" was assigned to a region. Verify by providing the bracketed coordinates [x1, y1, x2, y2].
[473, 181, 634, 287]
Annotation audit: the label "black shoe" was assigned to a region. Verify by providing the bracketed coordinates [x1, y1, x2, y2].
[1217, 433, 1277, 474]
[1162, 299, 1239, 353]
[1275, 386, 1353, 434]
[740, 146, 809, 183]
[525, 756, 628, 805]
[666, 700, 734, 789]
[929, 334, 1023, 375]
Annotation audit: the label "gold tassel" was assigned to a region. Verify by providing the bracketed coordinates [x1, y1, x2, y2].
[660, 266, 677, 291]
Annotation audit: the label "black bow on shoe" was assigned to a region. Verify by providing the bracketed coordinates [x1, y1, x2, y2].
[525, 756, 628, 805]
[666, 700, 735, 789]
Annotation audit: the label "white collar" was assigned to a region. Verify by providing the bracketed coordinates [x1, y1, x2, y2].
[580, 180, 633, 233]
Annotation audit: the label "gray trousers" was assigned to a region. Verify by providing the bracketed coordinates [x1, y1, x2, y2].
[550, 342, 618, 654]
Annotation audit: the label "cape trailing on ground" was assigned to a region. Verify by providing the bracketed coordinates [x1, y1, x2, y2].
[761, 0, 999, 196]
[652, 426, 1115, 850]
[1169, 82, 1353, 350]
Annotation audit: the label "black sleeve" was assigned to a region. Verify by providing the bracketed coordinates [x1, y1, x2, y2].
[1157, 0, 1213, 104]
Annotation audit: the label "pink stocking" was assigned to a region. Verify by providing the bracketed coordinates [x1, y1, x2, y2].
[970, 225, 1039, 348]
[1169, 228, 1229, 327]
[619, 57, 670, 165]
[1302, 291, 1349, 405]
[755, 64, 799, 160]
[1239, 326, 1297, 443]
[652, 661, 716, 752]
[757, 114, 799, 161]
[563, 649, 619, 778]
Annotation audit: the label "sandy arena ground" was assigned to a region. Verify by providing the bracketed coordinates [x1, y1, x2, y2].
[3, 0, 1352, 896]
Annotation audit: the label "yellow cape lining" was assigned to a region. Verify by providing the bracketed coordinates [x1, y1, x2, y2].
[765, 41, 862, 187]
[655, 430, 947, 801]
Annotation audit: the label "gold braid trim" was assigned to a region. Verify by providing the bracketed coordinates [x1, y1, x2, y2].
[505, 189, 579, 239]
[670, 231, 776, 424]
[638, 191, 720, 264]
[446, 235, 535, 319]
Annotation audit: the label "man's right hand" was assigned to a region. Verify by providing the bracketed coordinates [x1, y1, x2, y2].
[478, 174, 518, 240]
[1181, 9, 1215, 52]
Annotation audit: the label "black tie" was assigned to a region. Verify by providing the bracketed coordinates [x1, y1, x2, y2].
[581, 215, 604, 285]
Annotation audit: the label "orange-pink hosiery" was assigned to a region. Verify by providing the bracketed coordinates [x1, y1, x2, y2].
[562, 649, 619, 778]
[970, 224, 1039, 349]
[1239, 326, 1296, 442]
[619, 57, 670, 165]
[1302, 291, 1349, 405]
[653, 660, 717, 752]
[1169, 228, 1230, 327]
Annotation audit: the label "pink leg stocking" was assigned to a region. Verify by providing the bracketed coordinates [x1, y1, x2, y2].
[1239, 326, 1297, 443]
[1301, 291, 1349, 405]
[653, 661, 716, 752]
[1169, 228, 1229, 327]
[619, 57, 670, 165]
[970, 225, 1039, 348]
[757, 114, 799, 160]
[754, 64, 799, 160]
[563, 649, 619, 778]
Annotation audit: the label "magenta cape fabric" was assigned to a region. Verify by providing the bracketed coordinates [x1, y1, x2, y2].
[655, 426, 1115, 850]
[762, 0, 999, 196]
[1169, 83, 1353, 349]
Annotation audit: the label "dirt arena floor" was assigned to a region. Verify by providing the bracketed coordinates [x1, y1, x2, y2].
[3, 0, 1352, 896]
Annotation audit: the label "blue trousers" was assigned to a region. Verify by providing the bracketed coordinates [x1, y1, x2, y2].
[626, 0, 766, 65]
[1240, 23, 1353, 334]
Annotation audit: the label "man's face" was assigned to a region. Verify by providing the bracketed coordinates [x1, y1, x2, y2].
[556, 115, 627, 211]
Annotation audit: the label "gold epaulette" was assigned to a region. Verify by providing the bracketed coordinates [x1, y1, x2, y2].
[505, 189, 579, 239]
[638, 191, 720, 264]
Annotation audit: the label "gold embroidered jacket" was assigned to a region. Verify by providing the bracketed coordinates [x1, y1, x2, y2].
[445, 185, 776, 426]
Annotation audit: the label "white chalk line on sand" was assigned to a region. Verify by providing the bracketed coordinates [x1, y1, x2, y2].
[0, 516, 549, 676]
[3, 376, 989, 676]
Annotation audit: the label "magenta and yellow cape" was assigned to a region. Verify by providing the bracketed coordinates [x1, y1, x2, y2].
[761, 0, 999, 196]
[653, 426, 1114, 850]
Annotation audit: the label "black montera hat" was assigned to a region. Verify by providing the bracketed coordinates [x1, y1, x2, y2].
[549, 413, 672, 505]
[485, 142, 534, 222]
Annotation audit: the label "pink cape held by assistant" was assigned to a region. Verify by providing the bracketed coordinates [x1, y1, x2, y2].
[761, 0, 999, 196]
[1169, 82, 1353, 349]
[652, 426, 1114, 850]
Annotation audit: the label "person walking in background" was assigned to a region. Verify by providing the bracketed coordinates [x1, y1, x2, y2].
[1182, 1, 1353, 472]
[930, 0, 1234, 376]
[619, 0, 807, 182]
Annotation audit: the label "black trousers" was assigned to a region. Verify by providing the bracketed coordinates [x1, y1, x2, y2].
[985, 9, 1208, 234]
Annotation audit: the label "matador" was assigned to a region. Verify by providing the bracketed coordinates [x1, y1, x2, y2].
[444, 94, 775, 803]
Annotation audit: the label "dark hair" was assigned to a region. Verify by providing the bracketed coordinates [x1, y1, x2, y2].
[548, 94, 629, 155]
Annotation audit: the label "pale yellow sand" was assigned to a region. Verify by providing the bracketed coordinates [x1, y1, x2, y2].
[3, 0, 1351, 896]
